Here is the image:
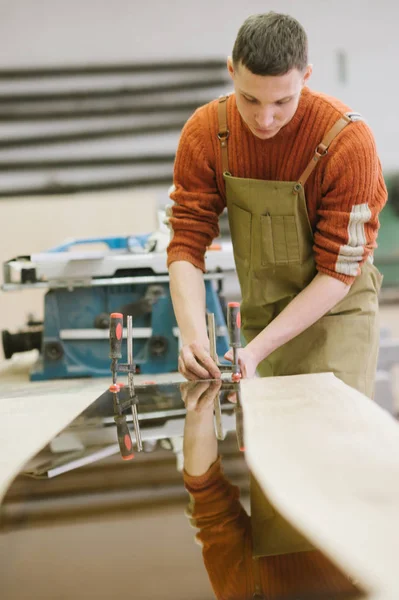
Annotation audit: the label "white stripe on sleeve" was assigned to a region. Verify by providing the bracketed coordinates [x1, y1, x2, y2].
[335, 203, 372, 276]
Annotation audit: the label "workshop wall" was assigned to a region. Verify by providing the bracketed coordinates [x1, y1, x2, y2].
[0, 0, 396, 349]
[0, 0, 397, 168]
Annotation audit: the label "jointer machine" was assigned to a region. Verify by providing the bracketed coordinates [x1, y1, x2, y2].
[2, 231, 236, 380]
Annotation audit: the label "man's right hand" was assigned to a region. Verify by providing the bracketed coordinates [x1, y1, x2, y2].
[178, 342, 221, 380]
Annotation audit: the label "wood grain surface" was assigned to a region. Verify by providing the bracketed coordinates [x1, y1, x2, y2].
[241, 372, 399, 600]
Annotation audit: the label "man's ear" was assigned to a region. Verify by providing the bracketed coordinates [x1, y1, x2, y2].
[302, 64, 313, 85]
[227, 56, 235, 80]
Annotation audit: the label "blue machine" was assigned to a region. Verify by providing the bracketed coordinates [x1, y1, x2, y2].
[2, 234, 233, 381]
[32, 279, 229, 380]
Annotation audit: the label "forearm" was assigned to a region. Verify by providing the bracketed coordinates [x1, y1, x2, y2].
[169, 261, 208, 346]
[248, 272, 351, 364]
[183, 410, 218, 476]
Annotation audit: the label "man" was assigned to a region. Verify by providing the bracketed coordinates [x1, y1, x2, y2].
[167, 12, 387, 396]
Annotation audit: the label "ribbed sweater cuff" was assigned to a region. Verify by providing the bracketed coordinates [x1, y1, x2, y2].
[183, 456, 222, 491]
[167, 251, 206, 273]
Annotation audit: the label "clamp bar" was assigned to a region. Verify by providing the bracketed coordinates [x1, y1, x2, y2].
[207, 312, 224, 441]
[127, 316, 142, 452]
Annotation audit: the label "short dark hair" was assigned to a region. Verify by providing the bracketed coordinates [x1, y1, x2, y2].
[232, 12, 308, 76]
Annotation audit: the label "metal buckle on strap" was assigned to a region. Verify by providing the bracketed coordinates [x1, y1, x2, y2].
[315, 143, 328, 157]
[345, 111, 363, 122]
[217, 130, 229, 141]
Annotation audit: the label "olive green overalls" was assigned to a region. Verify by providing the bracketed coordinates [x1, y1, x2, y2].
[218, 96, 382, 398]
[217, 97, 383, 593]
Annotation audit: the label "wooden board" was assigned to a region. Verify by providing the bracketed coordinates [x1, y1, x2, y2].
[241, 372, 399, 600]
[0, 380, 106, 506]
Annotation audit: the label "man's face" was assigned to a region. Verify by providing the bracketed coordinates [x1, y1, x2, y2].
[227, 60, 312, 140]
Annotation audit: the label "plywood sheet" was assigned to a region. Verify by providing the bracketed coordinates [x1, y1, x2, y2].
[0, 380, 106, 506]
[241, 372, 399, 599]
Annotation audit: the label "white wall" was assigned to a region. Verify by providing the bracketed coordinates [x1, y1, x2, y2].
[0, 0, 396, 168]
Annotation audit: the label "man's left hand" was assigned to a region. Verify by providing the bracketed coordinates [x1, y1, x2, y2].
[223, 347, 258, 379]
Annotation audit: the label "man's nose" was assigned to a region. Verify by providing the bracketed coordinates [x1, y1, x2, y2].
[255, 107, 275, 128]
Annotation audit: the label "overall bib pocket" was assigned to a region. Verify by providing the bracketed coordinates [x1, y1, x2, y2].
[261, 214, 301, 266]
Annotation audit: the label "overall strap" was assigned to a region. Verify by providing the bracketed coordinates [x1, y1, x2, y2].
[217, 96, 230, 174]
[298, 112, 364, 187]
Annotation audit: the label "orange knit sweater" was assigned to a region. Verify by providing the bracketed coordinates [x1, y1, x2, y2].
[167, 87, 387, 284]
[184, 458, 359, 599]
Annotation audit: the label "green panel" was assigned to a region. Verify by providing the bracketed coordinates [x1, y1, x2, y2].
[374, 177, 399, 287]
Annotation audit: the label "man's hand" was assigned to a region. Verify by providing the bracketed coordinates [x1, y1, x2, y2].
[224, 347, 258, 379]
[181, 379, 222, 412]
[178, 342, 221, 380]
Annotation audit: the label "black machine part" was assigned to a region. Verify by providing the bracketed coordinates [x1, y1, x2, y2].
[148, 335, 169, 357]
[43, 341, 64, 362]
[94, 285, 166, 329]
[2, 327, 43, 359]
[119, 285, 165, 318]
